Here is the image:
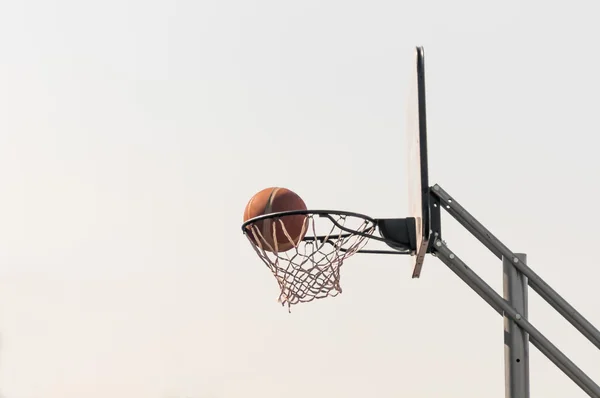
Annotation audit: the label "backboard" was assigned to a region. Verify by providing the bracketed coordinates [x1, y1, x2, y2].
[406, 46, 430, 278]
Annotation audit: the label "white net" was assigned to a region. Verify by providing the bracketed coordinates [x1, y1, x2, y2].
[244, 212, 376, 311]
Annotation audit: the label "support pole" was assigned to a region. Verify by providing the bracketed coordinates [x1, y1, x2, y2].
[504, 254, 530, 398]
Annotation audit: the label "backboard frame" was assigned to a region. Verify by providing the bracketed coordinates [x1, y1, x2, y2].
[406, 46, 431, 278]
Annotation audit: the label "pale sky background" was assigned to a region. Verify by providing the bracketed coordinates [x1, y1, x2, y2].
[0, 1, 599, 397]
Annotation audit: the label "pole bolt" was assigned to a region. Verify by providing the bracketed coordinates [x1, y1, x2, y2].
[513, 257, 519, 263]
[436, 240, 442, 247]
[515, 314, 522, 320]
[449, 254, 455, 259]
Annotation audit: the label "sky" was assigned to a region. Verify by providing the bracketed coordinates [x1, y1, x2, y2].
[0, 0, 599, 397]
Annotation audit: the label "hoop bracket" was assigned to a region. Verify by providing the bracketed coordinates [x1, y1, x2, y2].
[377, 218, 417, 252]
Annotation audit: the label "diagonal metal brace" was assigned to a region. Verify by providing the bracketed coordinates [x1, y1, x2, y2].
[433, 239, 600, 398]
[430, 184, 600, 351]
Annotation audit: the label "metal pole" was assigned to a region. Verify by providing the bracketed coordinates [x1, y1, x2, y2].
[431, 184, 600, 350]
[433, 240, 600, 398]
[504, 254, 530, 398]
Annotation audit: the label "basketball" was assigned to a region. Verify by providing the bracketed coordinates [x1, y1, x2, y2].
[243, 187, 308, 252]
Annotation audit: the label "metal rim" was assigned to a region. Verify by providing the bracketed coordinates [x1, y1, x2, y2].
[241, 209, 376, 231]
[242, 209, 388, 245]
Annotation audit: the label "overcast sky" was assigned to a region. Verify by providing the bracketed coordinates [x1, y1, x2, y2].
[1, 1, 599, 397]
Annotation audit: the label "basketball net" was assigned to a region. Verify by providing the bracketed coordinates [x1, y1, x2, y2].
[245, 213, 375, 311]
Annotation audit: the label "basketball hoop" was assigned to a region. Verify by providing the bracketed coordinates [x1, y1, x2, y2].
[241, 210, 414, 311]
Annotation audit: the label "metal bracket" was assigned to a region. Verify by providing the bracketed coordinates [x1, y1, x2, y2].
[377, 217, 417, 252]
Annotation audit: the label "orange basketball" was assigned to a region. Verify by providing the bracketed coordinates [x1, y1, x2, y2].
[243, 187, 308, 252]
